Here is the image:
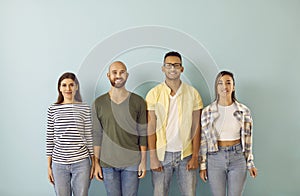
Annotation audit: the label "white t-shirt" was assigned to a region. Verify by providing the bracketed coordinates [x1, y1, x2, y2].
[215, 104, 241, 141]
[166, 94, 182, 152]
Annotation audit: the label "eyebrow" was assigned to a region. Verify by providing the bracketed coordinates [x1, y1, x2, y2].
[111, 69, 127, 72]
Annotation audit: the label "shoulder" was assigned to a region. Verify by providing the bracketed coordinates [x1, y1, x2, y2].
[129, 93, 146, 106]
[48, 103, 61, 111]
[94, 93, 109, 104]
[146, 83, 165, 99]
[76, 102, 91, 110]
[147, 83, 164, 93]
[202, 101, 217, 112]
[235, 101, 251, 113]
[130, 93, 144, 101]
[182, 83, 199, 94]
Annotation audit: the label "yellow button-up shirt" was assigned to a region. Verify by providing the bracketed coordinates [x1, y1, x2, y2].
[146, 82, 203, 161]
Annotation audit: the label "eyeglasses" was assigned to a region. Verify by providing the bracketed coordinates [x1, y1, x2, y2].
[164, 63, 182, 69]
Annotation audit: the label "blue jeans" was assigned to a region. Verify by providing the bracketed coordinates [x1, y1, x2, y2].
[52, 158, 91, 196]
[102, 165, 139, 196]
[207, 143, 247, 196]
[151, 152, 197, 196]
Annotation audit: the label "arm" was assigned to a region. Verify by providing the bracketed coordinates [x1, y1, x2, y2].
[46, 106, 55, 184]
[84, 106, 95, 179]
[138, 145, 147, 178]
[199, 109, 208, 182]
[92, 102, 103, 181]
[47, 156, 54, 184]
[93, 146, 103, 181]
[147, 110, 163, 171]
[186, 109, 201, 170]
[244, 119, 258, 178]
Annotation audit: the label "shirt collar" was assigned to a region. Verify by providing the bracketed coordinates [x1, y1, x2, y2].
[163, 81, 183, 96]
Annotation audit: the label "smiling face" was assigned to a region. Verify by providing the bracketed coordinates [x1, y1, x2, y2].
[59, 78, 78, 102]
[162, 56, 184, 81]
[216, 74, 235, 101]
[107, 61, 128, 88]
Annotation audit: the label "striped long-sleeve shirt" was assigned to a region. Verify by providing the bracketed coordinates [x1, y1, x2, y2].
[46, 103, 94, 164]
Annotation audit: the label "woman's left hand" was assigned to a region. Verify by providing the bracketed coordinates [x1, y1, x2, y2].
[90, 156, 95, 179]
[248, 167, 258, 178]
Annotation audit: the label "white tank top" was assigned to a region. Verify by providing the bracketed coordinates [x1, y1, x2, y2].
[215, 104, 241, 141]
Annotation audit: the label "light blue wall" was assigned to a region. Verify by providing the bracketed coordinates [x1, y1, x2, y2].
[1, 0, 299, 195]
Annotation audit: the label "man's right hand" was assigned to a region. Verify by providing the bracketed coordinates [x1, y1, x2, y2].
[94, 163, 103, 181]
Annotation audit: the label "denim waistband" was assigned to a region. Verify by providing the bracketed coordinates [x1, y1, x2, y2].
[218, 143, 242, 151]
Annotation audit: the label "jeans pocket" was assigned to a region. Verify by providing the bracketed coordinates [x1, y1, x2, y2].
[234, 148, 243, 155]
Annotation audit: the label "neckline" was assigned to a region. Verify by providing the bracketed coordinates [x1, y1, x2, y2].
[108, 92, 130, 105]
[218, 103, 234, 108]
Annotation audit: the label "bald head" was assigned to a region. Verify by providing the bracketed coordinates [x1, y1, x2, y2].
[107, 61, 128, 88]
[109, 61, 127, 72]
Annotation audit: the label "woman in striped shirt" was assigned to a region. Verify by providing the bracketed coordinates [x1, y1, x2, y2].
[47, 72, 94, 196]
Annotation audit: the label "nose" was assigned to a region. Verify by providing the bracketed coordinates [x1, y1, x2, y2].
[170, 65, 176, 69]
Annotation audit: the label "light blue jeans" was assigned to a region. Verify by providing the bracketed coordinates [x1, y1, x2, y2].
[52, 158, 91, 196]
[151, 152, 197, 196]
[207, 143, 247, 196]
[102, 165, 139, 196]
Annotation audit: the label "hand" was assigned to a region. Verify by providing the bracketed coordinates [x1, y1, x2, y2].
[248, 167, 258, 178]
[48, 167, 54, 185]
[150, 156, 163, 172]
[90, 158, 95, 179]
[94, 163, 103, 181]
[200, 169, 207, 182]
[186, 156, 199, 170]
[138, 161, 146, 179]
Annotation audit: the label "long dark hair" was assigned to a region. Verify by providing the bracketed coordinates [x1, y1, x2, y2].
[55, 72, 82, 104]
[214, 71, 237, 102]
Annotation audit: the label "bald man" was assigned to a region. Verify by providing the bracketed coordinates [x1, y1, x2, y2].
[92, 61, 147, 196]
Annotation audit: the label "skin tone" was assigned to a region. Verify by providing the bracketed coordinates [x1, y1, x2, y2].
[200, 74, 258, 183]
[93, 61, 147, 181]
[48, 78, 95, 185]
[148, 56, 201, 172]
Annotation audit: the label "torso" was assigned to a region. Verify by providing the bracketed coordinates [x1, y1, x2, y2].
[218, 139, 241, 147]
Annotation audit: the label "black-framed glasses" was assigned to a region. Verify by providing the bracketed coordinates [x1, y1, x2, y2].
[164, 63, 182, 69]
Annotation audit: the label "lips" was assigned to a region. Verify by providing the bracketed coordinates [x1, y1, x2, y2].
[114, 79, 123, 83]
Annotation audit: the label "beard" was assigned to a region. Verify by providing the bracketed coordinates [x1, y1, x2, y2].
[109, 78, 127, 88]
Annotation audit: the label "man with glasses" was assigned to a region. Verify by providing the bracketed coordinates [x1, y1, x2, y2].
[146, 51, 203, 195]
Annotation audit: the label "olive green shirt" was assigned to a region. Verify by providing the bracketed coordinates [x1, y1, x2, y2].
[93, 93, 147, 168]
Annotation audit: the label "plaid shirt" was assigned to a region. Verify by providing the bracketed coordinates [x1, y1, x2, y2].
[200, 101, 255, 170]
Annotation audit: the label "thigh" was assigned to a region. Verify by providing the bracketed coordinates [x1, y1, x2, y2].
[176, 155, 197, 196]
[102, 167, 121, 196]
[207, 152, 227, 196]
[151, 152, 174, 196]
[227, 151, 247, 196]
[52, 162, 71, 196]
[71, 158, 91, 196]
[121, 165, 139, 196]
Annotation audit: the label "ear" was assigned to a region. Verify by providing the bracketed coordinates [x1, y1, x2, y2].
[107, 73, 110, 78]
[181, 66, 184, 73]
